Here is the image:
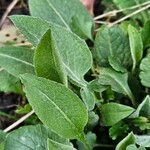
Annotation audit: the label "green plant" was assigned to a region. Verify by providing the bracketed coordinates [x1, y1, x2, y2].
[0, 0, 150, 149]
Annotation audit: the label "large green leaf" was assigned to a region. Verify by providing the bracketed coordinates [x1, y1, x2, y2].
[5, 125, 72, 150]
[47, 139, 76, 150]
[0, 46, 34, 77]
[140, 54, 150, 87]
[93, 26, 132, 70]
[112, 0, 150, 23]
[11, 16, 92, 87]
[0, 69, 22, 93]
[29, 0, 94, 40]
[97, 68, 135, 104]
[116, 132, 136, 150]
[101, 103, 134, 126]
[20, 74, 88, 140]
[34, 29, 67, 85]
[141, 20, 150, 49]
[128, 25, 143, 71]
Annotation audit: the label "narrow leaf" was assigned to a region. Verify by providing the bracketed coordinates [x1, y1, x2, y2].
[141, 20, 150, 49]
[101, 103, 134, 126]
[20, 74, 88, 139]
[34, 29, 67, 85]
[140, 54, 150, 87]
[128, 25, 143, 71]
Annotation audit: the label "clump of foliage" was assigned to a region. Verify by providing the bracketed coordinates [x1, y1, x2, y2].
[0, 0, 150, 149]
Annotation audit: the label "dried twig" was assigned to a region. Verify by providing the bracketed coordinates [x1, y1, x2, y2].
[0, 0, 20, 29]
[94, 21, 107, 24]
[109, 4, 150, 27]
[94, 1, 150, 20]
[4, 110, 34, 133]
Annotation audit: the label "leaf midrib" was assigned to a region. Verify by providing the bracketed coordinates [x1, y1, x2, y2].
[45, 0, 71, 30]
[37, 89, 79, 135]
[0, 53, 34, 67]
[62, 62, 86, 87]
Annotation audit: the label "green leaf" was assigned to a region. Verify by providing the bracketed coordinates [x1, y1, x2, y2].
[98, 68, 135, 105]
[80, 87, 96, 111]
[108, 56, 127, 73]
[141, 20, 150, 49]
[140, 54, 150, 87]
[93, 26, 132, 69]
[87, 79, 108, 93]
[70, 15, 93, 40]
[116, 132, 136, 150]
[11, 16, 92, 87]
[130, 95, 150, 119]
[87, 111, 99, 129]
[126, 144, 138, 150]
[138, 147, 146, 150]
[101, 103, 134, 126]
[0, 130, 6, 150]
[34, 29, 67, 85]
[0, 130, 6, 144]
[135, 135, 150, 148]
[5, 125, 71, 150]
[77, 132, 96, 150]
[16, 104, 32, 114]
[20, 74, 88, 140]
[10, 16, 51, 46]
[109, 121, 129, 140]
[29, 0, 93, 39]
[0, 46, 34, 77]
[128, 25, 143, 71]
[0, 69, 22, 93]
[47, 139, 76, 150]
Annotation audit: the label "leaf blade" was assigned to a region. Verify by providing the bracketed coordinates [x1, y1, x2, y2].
[34, 29, 67, 85]
[98, 68, 135, 105]
[11, 16, 92, 87]
[128, 25, 143, 71]
[29, 0, 93, 39]
[5, 125, 71, 150]
[20, 74, 88, 139]
[101, 103, 134, 126]
[0, 46, 34, 77]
